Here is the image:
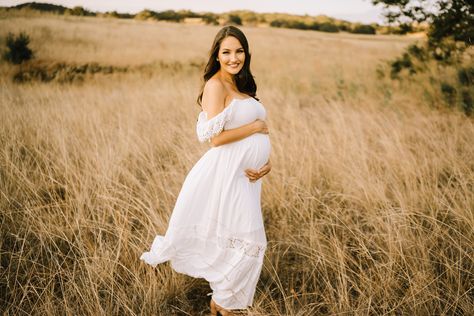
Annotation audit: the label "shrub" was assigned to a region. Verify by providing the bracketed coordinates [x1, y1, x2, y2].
[352, 24, 376, 34]
[2, 32, 34, 65]
[227, 14, 242, 26]
[241, 12, 259, 25]
[155, 10, 183, 22]
[309, 22, 320, 31]
[66, 6, 96, 17]
[270, 19, 286, 28]
[319, 22, 339, 33]
[270, 19, 316, 31]
[177, 10, 200, 18]
[407, 44, 428, 61]
[461, 89, 473, 116]
[12, 61, 129, 84]
[337, 22, 352, 32]
[390, 53, 414, 78]
[440, 82, 457, 106]
[396, 24, 413, 35]
[432, 46, 450, 62]
[105, 11, 120, 18]
[135, 10, 156, 20]
[103, 11, 133, 20]
[202, 13, 219, 25]
[458, 67, 474, 86]
[288, 20, 309, 30]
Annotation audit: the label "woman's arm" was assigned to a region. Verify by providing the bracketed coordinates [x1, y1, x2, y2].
[200, 79, 268, 147]
[209, 119, 267, 147]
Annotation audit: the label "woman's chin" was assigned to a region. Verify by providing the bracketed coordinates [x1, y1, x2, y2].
[225, 67, 242, 75]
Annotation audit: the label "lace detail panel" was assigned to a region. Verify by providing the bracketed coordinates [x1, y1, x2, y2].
[196, 106, 233, 143]
[217, 236, 266, 258]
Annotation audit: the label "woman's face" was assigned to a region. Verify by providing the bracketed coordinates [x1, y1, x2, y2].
[217, 36, 245, 76]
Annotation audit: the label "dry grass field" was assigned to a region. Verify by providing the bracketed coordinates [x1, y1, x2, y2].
[1, 12, 473, 315]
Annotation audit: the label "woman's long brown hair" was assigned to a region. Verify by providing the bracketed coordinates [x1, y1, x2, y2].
[197, 26, 258, 107]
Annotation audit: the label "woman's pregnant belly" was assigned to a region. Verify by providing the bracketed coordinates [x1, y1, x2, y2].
[208, 133, 271, 176]
[235, 133, 271, 170]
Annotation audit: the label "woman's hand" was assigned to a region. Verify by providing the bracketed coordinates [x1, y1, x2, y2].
[252, 119, 269, 134]
[245, 160, 272, 182]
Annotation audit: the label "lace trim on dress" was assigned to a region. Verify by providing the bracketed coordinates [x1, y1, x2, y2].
[169, 225, 266, 259]
[196, 104, 234, 143]
[217, 236, 266, 258]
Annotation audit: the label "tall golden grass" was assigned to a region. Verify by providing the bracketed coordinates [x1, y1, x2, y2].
[1, 12, 473, 315]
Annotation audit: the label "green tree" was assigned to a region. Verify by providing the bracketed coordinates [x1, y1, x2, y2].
[375, 1, 473, 115]
[372, 0, 473, 47]
[2, 32, 33, 64]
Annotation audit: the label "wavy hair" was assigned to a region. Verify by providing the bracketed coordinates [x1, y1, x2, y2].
[197, 26, 258, 107]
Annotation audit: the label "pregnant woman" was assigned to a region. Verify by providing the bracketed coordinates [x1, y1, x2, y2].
[140, 26, 271, 316]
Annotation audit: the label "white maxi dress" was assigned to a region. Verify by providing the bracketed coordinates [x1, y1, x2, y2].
[140, 97, 271, 309]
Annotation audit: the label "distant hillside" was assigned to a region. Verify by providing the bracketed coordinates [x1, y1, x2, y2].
[11, 2, 69, 14]
[2, 2, 426, 35]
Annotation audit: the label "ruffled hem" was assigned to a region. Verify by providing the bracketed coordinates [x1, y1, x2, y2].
[140, 226, 266, 309]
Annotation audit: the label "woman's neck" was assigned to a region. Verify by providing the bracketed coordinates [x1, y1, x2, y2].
[218, 70, 235, 86]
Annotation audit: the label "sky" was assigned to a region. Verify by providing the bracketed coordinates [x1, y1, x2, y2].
[0, 0, 387, 24]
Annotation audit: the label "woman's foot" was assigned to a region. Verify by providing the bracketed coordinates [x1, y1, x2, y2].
[210, 298, 235, 316]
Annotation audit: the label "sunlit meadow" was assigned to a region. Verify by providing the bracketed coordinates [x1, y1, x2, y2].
[1, 11, 473, 315]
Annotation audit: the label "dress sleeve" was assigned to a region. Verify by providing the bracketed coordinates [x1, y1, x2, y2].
[196, 106, 233, 143]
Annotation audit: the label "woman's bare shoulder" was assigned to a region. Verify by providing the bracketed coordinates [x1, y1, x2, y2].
[202, 78, 227, 113]
[204, 77, 225, 95]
